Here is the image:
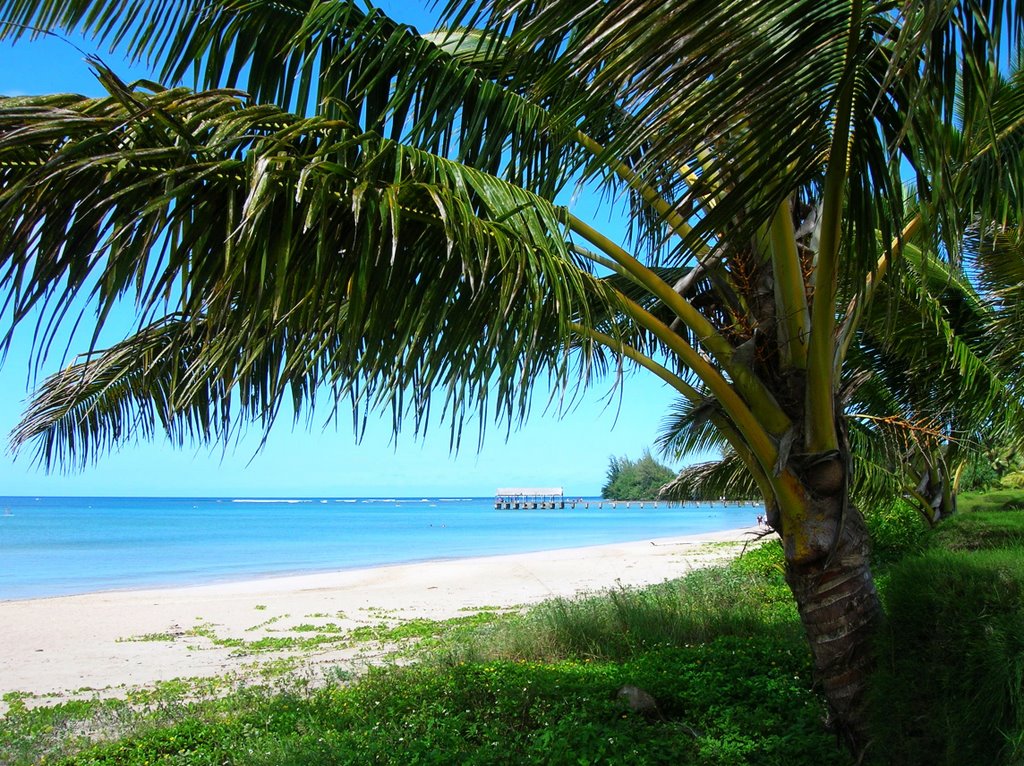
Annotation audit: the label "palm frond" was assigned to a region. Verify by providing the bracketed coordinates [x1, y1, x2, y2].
[913, 43, 1024, 263]
[655, 393, 730, 462]
[0, 74, 626, 461]
[892, 1, 1024, 128]
[0, 1, 604, 201]
[12, 315, 232, 470]
[845, 414, 922, 511]
[860, 251, 1011, 431]
[444, 2, 913, 269]
[658, 450, 761, 502]
[844, 239, 1024, 509]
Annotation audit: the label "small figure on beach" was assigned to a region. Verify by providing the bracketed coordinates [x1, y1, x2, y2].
[756, 514, 765, 527]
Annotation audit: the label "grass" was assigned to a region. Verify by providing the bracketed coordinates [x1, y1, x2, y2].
[443, 567, 800, 666]
[928, 508, 1024, 551]
[957, 488, 1024, 514]
[861, 503, 1024, 765]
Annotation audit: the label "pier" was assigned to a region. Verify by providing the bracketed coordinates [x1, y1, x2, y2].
[494, 491, 764, 510]
[494, 487, 564, 510]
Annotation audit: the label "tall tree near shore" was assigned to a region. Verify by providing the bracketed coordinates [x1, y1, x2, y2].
[1, 0, 1023, 755]
[602, 450, 675, 500]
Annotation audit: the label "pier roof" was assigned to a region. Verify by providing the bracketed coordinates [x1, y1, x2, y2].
[495, 487, 563, 496]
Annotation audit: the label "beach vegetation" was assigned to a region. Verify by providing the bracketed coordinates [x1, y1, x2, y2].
[107, 610, 510, 659]
[253, 658, 302, 680]
[245, 614, 289, 632]
[359, 607, 399, 618]
[116, 632, 180, 644]
[1, 691, 34, 707]
[601, 450, 676, 500]
[348, 612, 502, 644]
[291, 623, 345, 634]
[183, 625, 352, 656]
[1, 0, 1023, 757]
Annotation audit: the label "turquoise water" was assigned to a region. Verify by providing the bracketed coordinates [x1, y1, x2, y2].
[0, 496, 762, 600]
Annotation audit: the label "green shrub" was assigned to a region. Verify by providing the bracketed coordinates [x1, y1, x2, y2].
[999, 471, 1024, 489]
[863, 499, 929, 565]
[957, 456, 1001, 492]
[929, 510, 1024, 551]
[870, 549, 1024, 765]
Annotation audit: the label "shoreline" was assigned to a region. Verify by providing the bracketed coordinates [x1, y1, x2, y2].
[0, 527, 752, 604]
[0, 495, 765, 602]
[1, 525, 766, 707]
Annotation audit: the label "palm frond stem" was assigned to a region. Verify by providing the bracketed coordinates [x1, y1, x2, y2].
[574, 130, 699, 247]
[805, 0, 864, 453]
[837, 214, 924, 363]
[615, 293, 788, 494]
[569, 243, 642, 287]
[573, 324, 701, 402]
[769, 197, 810, 369]
[568, 214, 792, 437]
[906, 487, 941, 525]
[579, 323, 774, 501]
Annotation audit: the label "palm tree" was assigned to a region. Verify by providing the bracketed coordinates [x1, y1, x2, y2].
[1, 0, 1022, 754]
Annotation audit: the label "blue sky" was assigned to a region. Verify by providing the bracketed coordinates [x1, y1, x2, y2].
[0, 3, 690, 497]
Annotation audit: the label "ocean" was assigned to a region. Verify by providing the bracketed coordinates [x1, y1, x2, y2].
[0, 496, 762, 600]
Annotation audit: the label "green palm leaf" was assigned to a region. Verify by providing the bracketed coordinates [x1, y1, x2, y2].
[658, 450, 761, 502]
[0, 72, 624, 462]
[0, 1, 604, 200]
[13, 315, 238, 469]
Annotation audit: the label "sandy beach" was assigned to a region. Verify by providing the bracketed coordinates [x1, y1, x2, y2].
[1, 526, 763, 707]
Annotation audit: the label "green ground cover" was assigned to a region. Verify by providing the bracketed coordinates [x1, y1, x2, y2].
[957, 488, 1024, 514]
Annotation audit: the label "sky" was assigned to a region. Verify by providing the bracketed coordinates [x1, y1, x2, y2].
[0, 3, 691, 498]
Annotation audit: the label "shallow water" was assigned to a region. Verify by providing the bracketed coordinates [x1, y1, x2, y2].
[0, 495, 761, 599]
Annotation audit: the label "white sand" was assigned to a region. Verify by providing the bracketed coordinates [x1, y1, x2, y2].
[1, 527, 765, 706]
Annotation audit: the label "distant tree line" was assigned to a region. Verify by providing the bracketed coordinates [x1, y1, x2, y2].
[601, 450, 676, 500]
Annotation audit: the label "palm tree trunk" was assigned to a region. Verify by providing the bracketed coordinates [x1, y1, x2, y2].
[783, 496, 883, 755]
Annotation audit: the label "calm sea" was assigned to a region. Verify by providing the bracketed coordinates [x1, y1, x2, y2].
[0, 496, 762, 600]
